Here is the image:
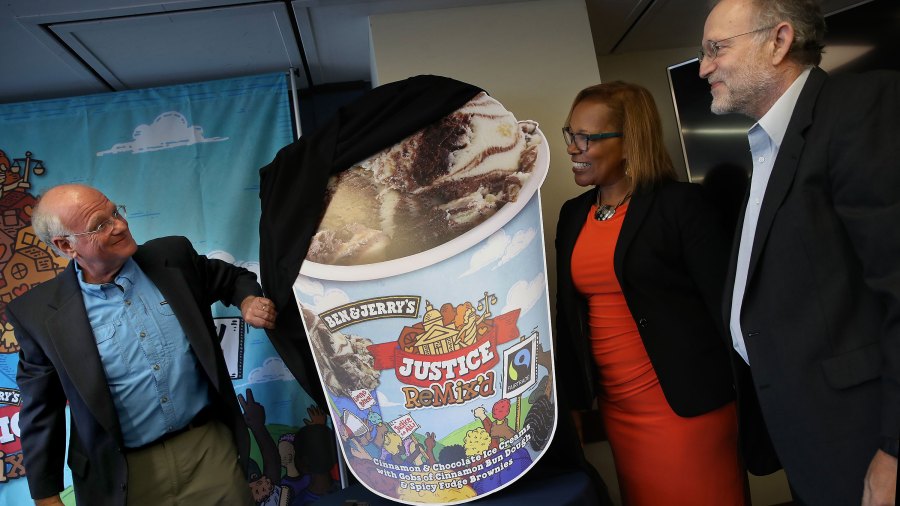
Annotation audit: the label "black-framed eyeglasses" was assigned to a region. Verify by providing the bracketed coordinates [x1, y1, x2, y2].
[698, 25, 775, 62]
[562, 127, 622, 151]
[67, 205, 127, 239]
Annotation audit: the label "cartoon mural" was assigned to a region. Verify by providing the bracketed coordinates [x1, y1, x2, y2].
[0, 74, 324, 505]
[0, 149, 62, 487]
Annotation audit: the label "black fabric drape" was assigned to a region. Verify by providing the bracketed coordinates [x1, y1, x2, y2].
[258, 75, 482, 403]
[257, 74, 612, 504]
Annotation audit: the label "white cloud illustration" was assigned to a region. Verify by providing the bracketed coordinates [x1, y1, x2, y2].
[497, 228, 536, 267]
[500, 272, 546, 316]
[461, 227, 537, 276]
[377, 389, 403, 407]
[294, 276, 350, 312]
[96, 111, 228, 156]
[461, 230, 510, 277]
[247, 357, 294, 384]
[294, 276, 324, 297]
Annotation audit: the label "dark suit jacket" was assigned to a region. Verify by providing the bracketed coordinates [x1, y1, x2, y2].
[725, 67, 900, 504]
[7, 236, 261, 506]
[555, 180, 734, 418]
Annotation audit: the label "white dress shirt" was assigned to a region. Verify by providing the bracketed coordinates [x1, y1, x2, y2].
[730, 68, 812, 364]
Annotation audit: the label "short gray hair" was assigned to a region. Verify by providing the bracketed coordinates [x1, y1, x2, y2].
[32, 200, 73, 258]
[749, 0, 826, 65]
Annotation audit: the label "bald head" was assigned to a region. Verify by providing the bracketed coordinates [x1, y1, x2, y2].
[32, 184, 138, 284]
[32, 184, 102, 255]
[36, 185, 104, 227]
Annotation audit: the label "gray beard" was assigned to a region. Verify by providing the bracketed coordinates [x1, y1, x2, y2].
[710, 66, 780, 119]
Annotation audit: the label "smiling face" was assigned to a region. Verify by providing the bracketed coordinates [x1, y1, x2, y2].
[566, 99, 626, 189]
[44, 185, 138, 283]
[699, 0, 780, 119]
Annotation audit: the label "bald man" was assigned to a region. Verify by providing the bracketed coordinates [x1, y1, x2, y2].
[6, 184, 277, 506]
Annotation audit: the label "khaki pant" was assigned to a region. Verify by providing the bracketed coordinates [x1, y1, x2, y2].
[125, 420, 252, 506]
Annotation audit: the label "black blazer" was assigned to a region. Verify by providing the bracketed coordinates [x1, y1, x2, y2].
[555, 180, 734, 417]
[724, 67, 900, 504]
[7, 236, 261, 506]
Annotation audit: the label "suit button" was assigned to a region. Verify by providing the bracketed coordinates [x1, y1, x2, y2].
[638, 318, 649, 328]
[121, 483, 127, 491]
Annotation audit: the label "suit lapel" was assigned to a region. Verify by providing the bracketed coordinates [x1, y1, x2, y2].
[723, 189, 751, 329]
[134, 251, 222, 393]
[45, 264, 123, 444]
[613, 185, 654, 279]
[746, 68, 827, 282]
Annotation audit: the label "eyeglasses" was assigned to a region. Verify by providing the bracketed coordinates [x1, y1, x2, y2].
[698, 25, 775, 62]
[67, 205, 127, 238]
[562, 127, 622, 151]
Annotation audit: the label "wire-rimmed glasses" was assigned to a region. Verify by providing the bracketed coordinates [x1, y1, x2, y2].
[67, 205, 127, 239]
[699, 25, 775, 62]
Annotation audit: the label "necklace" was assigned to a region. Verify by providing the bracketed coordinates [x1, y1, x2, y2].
[594, 190, 632, 221]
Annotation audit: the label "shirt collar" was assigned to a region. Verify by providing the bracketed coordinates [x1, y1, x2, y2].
[76, 258, 138, 298]
[755, 67, 812, 147]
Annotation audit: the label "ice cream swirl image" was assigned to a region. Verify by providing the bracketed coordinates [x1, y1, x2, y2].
[307, 92, 541, 266]
[302, 306, 380, 396]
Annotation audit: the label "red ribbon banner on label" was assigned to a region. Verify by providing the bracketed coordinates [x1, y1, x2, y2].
[367, 309, 520, 387]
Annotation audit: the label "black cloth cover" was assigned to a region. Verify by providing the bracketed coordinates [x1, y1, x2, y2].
[258, 75, 482, 402]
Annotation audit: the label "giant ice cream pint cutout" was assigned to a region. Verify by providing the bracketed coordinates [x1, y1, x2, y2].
[294, 93, 556, 505]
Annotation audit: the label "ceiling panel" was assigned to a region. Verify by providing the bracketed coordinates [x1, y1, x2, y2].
[592, 0, 877, 55]
[293, 0, 534, 86]
[48, 2, 308, 91]
[585, 0, 655, 54]
[611, 0, 706, 53]
[293, 1, 374, 84]
[5, 0, 875, 106]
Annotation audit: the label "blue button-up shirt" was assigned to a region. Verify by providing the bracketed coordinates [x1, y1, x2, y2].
[730, 68, 812, 364]
[77, 258, 210, 448]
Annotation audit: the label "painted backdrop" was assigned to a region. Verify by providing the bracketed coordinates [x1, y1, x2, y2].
[0, 73, 330, 505]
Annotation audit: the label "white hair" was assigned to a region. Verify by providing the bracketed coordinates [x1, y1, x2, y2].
[31, 201, 74, 258]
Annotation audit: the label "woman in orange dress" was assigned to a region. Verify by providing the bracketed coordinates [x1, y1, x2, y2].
[554, 81, 746, 505]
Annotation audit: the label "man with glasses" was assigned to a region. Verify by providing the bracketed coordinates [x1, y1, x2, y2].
[6, 184, 277, 506]
[699, 0, 899, 504]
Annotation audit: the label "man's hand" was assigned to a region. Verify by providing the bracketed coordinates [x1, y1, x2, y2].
[240, 296, 277, 329]
[34, 495, 64, 506]
[862, 449, 897, 506]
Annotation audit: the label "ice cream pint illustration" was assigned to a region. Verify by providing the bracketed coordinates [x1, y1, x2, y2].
[294, 94, 555, 505]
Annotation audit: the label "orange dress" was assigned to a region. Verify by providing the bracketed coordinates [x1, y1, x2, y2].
[571, 202, 745, 506]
